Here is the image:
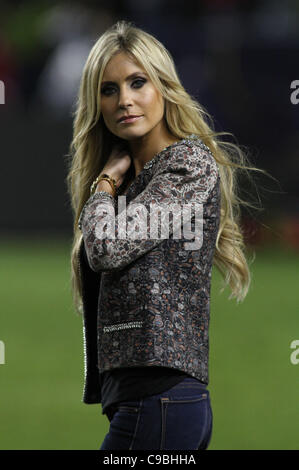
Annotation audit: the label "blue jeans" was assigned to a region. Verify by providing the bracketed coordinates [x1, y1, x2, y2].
[99, 377, 213, 450]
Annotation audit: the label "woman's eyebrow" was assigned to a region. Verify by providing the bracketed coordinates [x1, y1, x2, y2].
[101, 72, 147, 85]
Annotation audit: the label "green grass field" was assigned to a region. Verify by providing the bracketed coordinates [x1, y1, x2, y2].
[0, 237, 298, 449]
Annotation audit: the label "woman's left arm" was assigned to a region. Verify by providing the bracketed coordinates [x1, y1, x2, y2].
[78, 144, 219, 272]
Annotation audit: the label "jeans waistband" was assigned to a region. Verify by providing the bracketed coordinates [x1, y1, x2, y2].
[175, 377, 207, 387]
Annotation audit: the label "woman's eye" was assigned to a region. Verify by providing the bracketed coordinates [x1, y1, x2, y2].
[133, 78, 146, 87]
[101, 78, 146, 95]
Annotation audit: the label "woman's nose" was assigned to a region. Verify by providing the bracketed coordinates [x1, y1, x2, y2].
[118, 86, 133, 107]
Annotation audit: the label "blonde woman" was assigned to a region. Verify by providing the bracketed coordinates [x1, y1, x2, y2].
[66, 20, 267, 450]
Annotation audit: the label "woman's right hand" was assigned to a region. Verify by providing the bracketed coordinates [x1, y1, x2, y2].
[100, 144, 132, 189]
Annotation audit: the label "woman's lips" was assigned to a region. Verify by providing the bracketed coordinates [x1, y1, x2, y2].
[118, 116, 143, 124]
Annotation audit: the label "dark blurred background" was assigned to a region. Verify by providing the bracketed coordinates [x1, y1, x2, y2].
[0, 0, 298, 249]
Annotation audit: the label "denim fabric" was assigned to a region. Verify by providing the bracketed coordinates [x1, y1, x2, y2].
[99, 377, 213, 450]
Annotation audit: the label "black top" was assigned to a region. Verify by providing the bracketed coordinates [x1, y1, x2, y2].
[100, 366, 206, 417]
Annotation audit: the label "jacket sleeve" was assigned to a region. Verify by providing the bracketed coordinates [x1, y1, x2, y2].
[78, 144, 219, 272]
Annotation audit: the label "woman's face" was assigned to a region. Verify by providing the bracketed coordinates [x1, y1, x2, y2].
[100, 51, 166, 142]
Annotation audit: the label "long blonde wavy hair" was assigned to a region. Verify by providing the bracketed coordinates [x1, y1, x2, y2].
[66, 19, 272, 316]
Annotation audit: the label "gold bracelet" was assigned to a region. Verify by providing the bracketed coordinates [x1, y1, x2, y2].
[90, 173, 117, 197]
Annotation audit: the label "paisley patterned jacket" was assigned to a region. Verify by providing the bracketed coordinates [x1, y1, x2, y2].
[78, 134, 221, 404]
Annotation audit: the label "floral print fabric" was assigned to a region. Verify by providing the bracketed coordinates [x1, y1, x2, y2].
[78, 134, 221, 401]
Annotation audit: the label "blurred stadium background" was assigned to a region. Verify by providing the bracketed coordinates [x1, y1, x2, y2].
[0, 0, 298, 450]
